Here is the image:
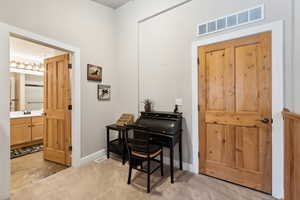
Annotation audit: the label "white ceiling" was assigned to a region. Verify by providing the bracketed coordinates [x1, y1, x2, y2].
[92, 0, 131, 9]
[10, 37, 66, 63]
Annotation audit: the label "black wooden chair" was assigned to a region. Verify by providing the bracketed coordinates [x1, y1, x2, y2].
[125, 128, 164, 193]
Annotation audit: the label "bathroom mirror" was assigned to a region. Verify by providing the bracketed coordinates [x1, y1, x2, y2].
[10, 72, 44, 112]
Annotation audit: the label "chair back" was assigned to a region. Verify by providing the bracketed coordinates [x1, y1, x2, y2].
[125, 128, 151, 158]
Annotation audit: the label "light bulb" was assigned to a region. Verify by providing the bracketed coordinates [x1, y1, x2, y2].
[18, 63, 25, 69]
[10, 61, 17, 67]
[26, 64, 33, 70]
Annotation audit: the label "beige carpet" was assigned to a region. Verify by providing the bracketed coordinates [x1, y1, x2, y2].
[11, 151, 67, 192]
[11, 159, 276, 200]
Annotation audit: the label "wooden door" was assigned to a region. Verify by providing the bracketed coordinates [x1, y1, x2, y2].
[198, 32, 272, 193]
[10, 118, 32, 146]
[283, 109, 300, 200]
[44, 54, 71, 166]
[31, 116, 44, 141]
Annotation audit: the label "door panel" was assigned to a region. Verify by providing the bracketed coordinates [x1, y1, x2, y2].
[235, 127, 259, 171]
[199, 32, 272, 193]
[206, 124, 235, 167]
[44, 54, 71, 166]
[235, 44, 260, 112]
[206, 50, 226, 111]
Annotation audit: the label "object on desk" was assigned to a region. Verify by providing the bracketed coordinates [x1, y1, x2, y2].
[98, 84, 111, 101]
[142, 98, 152, 112]
[174, 98, 183, 113]
[173, 105, 178, 113]
[115, 114, 134, 127]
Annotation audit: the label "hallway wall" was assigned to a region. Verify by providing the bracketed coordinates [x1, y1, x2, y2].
[0, 0, 119, 158]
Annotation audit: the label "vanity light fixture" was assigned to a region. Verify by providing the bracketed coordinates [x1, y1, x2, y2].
[10, 60, 44, 74]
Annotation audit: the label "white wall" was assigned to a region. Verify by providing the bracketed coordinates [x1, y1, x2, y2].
[0, 26, 10, 200]
[0, 0, 120, 158]
[294, 0, 300, 113]
[116, 0, 293, 164]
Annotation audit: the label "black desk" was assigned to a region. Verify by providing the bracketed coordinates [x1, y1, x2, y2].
[106, 124, 127, 165]
[125, 111, 183, 184]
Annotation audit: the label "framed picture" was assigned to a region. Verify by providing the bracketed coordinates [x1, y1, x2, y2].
[98, 85, 111, 101]
[87, 64, 102, 82]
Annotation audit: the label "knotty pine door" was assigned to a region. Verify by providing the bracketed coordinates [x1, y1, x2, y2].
[43, 54, 71, 166]
[198, 32, 272, 193]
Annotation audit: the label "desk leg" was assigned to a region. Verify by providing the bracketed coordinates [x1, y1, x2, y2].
[179, 133, 183, 170]
[170, 145, 174, 184]
[121, 130, 126, 165]
[107, 128, 110, 159]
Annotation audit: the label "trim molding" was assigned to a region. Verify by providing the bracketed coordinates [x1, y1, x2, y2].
[80, 149, 107, 166]
[191, 20, 284, 199]
[163, 156, 193, 172]
[0, 21, 81, 199]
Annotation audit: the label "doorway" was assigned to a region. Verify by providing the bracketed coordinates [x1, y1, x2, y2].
[198, 32, 272, 193]
[9, 36, 72, 191]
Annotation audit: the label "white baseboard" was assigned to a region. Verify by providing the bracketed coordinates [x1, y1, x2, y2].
[79, 149, 195, 174]
[80, 149, 107, 166]
[163, 156, 193, 173]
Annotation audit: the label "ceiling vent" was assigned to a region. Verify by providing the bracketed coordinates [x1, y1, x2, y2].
[197, 5, 264, 36]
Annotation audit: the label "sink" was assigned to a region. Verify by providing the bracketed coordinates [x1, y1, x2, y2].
[10, 111, 43, 119]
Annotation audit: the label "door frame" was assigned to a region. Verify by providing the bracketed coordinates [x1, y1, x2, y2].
[191, 21, 284, 199]
[0, 22, 81, 199]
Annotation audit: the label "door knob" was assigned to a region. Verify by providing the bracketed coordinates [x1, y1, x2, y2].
[257, 118, 270, 124]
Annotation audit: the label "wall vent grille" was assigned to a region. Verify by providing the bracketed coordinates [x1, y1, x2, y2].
[197, 5, 264, 36]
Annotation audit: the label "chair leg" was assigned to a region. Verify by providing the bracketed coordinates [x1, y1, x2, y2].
[160, 150, 164, 177]
[147, 157, 151, 193]
[140, 160, 143, 169]
[128, 164, 132, 185]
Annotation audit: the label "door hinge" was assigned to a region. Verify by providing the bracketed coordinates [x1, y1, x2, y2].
[198, 152, 200, 158]
[68, 64, 72, 69]
[69, 145, 72, 151]
[68, 105, 72, 110]
[198, 104, 200, 111]
[197, 57, 200, 65]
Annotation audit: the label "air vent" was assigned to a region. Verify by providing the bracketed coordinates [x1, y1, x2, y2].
[198, 24, 207, 35]
[197, 5, 264, 36]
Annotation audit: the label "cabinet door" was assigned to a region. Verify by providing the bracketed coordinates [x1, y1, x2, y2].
[11, 118, 32, 145]
[32, 116, 44, 141]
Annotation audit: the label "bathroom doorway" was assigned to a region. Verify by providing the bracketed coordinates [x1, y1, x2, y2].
[9, 36, 71, 191]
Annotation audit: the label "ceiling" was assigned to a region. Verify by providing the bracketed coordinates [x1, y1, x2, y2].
[92, 0, 131, 9]
[10, 37, 66, 63]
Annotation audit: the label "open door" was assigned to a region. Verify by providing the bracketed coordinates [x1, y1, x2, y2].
[43, 54, 71, 166]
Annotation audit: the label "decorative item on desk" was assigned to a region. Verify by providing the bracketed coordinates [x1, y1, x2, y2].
[98, 84, 111, 101]
[87, 64, 102, 82]
[174, 98, 183, 113]
[115, 114, 134, 127]
[143, 98, 152, 112]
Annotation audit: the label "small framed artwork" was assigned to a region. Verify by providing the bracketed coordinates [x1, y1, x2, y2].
[98, 85, 111, 101]
[87, 64, 102, 82]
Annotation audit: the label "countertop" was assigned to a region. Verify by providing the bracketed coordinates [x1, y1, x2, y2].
[10, 111, 43, 119]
